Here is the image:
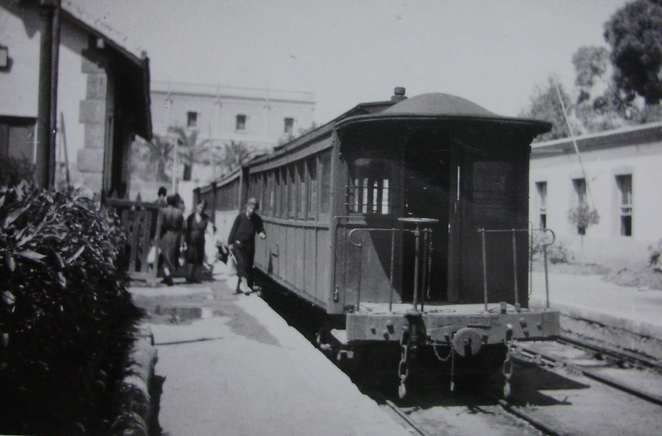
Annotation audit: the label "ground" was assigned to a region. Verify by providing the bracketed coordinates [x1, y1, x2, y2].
[534, 260, 662, 291]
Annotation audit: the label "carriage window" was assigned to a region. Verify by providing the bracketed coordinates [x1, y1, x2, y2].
[319, 150, 332, 215]
[348, 158, 392, 214]
[298, 161, 307, 220]
[275, 170, 282, 217]
[262, 173, 269, 216]
[280, 168, 288, 218]
[289, 165, 297, 219]
[308, 157, 318, 220]
[267, 172, 274, 216]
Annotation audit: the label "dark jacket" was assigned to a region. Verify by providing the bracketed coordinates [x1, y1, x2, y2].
[228, 212, 265, 249]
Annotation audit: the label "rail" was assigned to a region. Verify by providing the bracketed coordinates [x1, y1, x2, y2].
[346, 218, 438, 313]
[477, 227, 555, 311]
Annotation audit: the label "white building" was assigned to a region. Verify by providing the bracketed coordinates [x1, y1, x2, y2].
[151, 81, 315, 151]
[529, 122, 662, 267]
[0, 0, 151, 197]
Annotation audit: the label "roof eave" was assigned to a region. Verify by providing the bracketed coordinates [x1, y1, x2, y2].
[336, 113, 552, 134]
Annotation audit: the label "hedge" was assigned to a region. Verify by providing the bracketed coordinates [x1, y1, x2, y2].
[0, 183, 143, 435]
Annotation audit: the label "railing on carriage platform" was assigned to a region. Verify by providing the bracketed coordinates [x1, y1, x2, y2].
[478, 226, 556, 312]
[346, 218, 439, 313]
[346, 221, 556, 314]
[105, 199, 163, 281]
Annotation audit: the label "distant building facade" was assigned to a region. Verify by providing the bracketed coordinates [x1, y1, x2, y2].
[150, 80, 315, 154]
[0, 0, 151, 196]
[529, 122, 662, 267]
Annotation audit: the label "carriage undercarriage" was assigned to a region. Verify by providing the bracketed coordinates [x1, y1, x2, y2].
[318, 301, 560, 398]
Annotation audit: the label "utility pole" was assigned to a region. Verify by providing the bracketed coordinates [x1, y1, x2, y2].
[166, 80, 177, 194]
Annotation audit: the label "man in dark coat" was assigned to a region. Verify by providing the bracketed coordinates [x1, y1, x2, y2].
[185, 200, 211, 283]
[228, 197, 266, 294]
[158, 194, 184, 286]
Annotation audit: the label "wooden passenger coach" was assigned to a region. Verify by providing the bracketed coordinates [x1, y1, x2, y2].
[198, 88, 561, 398]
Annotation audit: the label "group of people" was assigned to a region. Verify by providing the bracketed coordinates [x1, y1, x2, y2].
[154, 187, 266, 295]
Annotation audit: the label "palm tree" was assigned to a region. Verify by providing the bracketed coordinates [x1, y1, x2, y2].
[169, 126, 212, 182]
[219, 140, 252, 175]
[145, 134, 173, 182]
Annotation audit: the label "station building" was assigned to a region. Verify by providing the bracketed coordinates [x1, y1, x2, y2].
[0, 0, 152, 197]
[146, 81, 315, 207]
[529, 122, 662, 267]
[150, 80, 316, 156]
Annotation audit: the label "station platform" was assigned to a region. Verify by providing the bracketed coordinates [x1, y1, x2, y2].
[129, 266, 411, 436]
[529, 271, 662, 360]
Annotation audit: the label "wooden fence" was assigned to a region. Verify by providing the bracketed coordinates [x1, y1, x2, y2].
[106, 199, 162, 281]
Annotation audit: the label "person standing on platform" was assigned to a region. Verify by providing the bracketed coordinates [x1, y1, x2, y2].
[155, 187, 168, 206]
[228, 197, 266, 294]
[185, 199, 211, 283]
[158, 194, 184, 286]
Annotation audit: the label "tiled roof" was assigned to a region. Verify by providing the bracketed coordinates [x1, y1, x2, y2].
[61, 0, 147, 64]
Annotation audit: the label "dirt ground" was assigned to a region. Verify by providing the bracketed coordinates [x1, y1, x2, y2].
[533, 260, 662, 291]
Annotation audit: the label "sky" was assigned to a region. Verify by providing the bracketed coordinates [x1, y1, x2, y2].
[75, 0, 630, 126]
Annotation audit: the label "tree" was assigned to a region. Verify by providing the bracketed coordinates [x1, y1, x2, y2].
[129, 134, 173, 183]
[144, 134, 173, 182]
[604, 0, 662, 105]
[218, 141, 252, 175]
[519, 76, 578, 141]
[572, 46, 634, 132]
[168, 127, 211, 182]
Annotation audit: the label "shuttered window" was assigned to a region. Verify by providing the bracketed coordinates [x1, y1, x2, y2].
[308, 157, 318, 220]
[319, 150, 332, 215]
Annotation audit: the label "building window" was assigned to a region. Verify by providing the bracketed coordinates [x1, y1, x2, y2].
[0, 117, 36, 161]
[236, 114, 246, 131]
[186, 111, 198, 127]
[284, 117, 294, 134]
[573, 178, 587, 207]
[616, 175, 632, 237]
[536, 181, 547, 229]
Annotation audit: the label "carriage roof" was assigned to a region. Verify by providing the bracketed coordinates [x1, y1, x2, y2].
[215, 90, 551, 182]
[335, 92, 551, 133]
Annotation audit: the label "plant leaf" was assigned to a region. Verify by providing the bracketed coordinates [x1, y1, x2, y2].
[66, 245, 85, 265]
[5, 254, 15, 272]
[58, 271, 67, 288]
[16, 250, 46, 261]
[4, 206, 28, 227]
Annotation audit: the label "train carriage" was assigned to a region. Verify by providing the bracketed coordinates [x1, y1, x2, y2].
[200, 88, 560, 397]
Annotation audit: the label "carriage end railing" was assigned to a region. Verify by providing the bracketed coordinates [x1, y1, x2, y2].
[477, 227, 556, 312]
[346, 218, 438, 313]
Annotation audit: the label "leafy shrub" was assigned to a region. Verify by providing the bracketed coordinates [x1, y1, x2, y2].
[546, 241, 574, 264]
[0, 183, 143, 435]
[532, 232, 573, 264]
[568, 204, 600, 235]
[649, 239, 662, 268]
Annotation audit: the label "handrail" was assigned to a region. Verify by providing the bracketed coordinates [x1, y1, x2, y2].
[346, 219, 437, 313]
[477, 227, 556, 311]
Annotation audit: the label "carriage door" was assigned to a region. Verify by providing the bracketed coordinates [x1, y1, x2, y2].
[451, 146, 530, 305]
[403, 132, 451, 302]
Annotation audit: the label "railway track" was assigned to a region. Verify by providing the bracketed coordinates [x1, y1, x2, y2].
[260, 285, 662, 435]
[373, 335, 662, 436]
[514, 336, 662, 407]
